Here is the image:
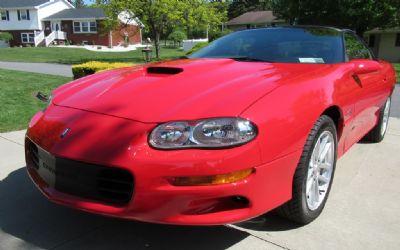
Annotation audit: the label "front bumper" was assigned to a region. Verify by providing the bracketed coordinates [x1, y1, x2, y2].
[25, 105, 300, 225]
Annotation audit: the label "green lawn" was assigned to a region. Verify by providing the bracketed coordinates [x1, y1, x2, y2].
[0, 47, 184, 64]
[394, 63, 400, 82]
[0, 69, 71, 132]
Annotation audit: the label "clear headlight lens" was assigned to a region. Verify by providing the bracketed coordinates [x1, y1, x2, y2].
[149, 118, 257, 149]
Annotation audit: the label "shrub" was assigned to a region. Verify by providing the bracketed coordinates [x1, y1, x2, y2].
[168, 30, 187, 46]
[72, 61, 133, 79]
[186, 41, 209, 55]
[0, 32, 13, 42]
[209, 29, 233, 42]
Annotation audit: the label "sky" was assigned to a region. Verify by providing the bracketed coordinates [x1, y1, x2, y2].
[83, 0, 93, 4]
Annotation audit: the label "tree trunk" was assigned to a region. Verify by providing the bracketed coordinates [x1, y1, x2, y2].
[155, 32, 161, 60]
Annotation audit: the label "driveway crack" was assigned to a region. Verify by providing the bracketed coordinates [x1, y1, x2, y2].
[50, 221, 111, 250]
[0, 135, 24, 146]
[226, 224, 290, 250]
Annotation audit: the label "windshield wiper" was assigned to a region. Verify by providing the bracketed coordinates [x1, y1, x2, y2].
[229, 56, 273, 62]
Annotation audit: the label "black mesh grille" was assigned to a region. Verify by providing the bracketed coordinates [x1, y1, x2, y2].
[26, 139, 134, 206]
[27, 140, 39, 170]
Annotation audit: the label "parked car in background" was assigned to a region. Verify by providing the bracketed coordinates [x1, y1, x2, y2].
[25, 26, 396, 225]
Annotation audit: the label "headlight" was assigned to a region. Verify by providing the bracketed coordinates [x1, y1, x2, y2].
[149, 118, 257, 149]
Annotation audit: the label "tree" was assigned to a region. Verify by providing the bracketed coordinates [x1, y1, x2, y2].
[271, 0, 400, 35]
[228, 0, 272, 19]
[102, 0, 226, 60]
[74, 0, 85, 8]
[0, 32, 13, 43]
[181, 0, 228, 39]
[168, 30, 187, 47]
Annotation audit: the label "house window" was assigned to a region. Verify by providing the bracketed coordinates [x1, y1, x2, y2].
[82, 22, 89, 32]
[73, 21, 97, 33]
[73, 22, 80, 32]
[21, 33, 34, 43]
[368, 34, 375, 47]
[90, 22, 96, 32]
[18, 10, 30, 20]
[396, 33, 400, 47]
[0, 10, 9, 21]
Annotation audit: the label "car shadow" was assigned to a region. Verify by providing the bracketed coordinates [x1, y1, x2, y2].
[0, 167, 297, 249]
[234, 213, 303, 232]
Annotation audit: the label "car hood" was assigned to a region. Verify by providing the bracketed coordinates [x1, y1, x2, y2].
[53, 58, 336, 123]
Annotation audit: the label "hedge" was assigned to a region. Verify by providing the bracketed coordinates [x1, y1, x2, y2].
[72, 61, 134, 79]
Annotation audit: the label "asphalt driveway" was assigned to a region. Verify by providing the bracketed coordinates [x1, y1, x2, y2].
[0, 61, 72, 77]
[0, 85, 399, 250]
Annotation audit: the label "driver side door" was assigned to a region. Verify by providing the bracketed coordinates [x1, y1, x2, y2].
[344, 32, 386, 149]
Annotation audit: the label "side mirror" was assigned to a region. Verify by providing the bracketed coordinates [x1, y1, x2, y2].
[351, 59, 382, 75]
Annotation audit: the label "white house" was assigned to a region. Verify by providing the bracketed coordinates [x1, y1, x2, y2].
[0, 0, 73, 46]
[0, 0, 143, 47]
[365, 28, 400, 63]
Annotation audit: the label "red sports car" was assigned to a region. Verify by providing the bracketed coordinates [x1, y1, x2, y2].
[25, 26, 396, 225]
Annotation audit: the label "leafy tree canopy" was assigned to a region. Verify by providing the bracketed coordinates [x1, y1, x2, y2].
[101, 0, 227, 59]
[0, 32, 13, 42]
[74, 0, 85, 8]
[271, 0, 400, 35]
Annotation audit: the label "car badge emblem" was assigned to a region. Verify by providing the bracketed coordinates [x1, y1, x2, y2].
[60, 128, 70, 138]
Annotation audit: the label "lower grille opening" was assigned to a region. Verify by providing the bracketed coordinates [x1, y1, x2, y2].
[97, 169, 134, 203]
[26, 138, 134, 206]
[55, 158, 134, 206]
[27, 140, 39, 169]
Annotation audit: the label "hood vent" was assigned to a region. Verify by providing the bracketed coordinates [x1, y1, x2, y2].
[147, 67, 183, 75]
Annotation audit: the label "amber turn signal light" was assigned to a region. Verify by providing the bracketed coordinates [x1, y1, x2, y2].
[170, 168, 254, 186]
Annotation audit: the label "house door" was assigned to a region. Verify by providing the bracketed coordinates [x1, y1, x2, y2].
[51, 21, 61, 32]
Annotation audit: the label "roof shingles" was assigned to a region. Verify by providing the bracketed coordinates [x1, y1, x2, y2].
[226, 11, 281, 25]
[44, 8, 106, 20]
[0, 0, 50, 8]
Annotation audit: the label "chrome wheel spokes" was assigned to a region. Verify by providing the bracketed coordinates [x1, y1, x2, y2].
[306, 131, 335, 211]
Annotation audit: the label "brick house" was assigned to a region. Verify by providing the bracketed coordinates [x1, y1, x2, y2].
[0, 0, 142, 47]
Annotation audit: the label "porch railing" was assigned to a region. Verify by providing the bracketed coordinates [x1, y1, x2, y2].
[34, 31, 45, 47]
[55, 31, 67, 40]
[45, 31, 67, 46]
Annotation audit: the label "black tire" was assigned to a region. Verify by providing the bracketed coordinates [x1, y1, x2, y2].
[364, 97, 391, 143]
[277, 115, 337, 224]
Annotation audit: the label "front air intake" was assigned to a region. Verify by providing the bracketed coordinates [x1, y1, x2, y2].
[146, 67, 183, 75]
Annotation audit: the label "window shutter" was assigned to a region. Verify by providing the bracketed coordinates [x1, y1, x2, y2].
[6, 10, 9, 21]
[27, 10, 30, 20]
[17, 10, 21, 20]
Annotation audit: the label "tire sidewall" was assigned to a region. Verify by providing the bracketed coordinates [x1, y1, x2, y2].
[378, 97, 391, 140]
[300, 117, 338, 220]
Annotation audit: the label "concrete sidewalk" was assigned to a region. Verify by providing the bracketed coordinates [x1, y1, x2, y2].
[1, 118, 400, 250]
[0, 61, 72, 77]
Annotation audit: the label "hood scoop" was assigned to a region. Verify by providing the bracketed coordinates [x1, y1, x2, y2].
[146, 66, 183, 75]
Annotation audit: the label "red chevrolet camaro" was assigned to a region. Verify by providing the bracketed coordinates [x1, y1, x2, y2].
[25, 26, 396, 225]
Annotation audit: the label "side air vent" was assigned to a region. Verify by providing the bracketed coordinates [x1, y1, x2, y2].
[147, 67, 183, 75]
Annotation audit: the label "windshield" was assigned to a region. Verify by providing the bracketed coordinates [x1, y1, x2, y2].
[190, 27, 344, 64]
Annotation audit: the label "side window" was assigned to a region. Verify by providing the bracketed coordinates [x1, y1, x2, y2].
[344, 33, 372, 60]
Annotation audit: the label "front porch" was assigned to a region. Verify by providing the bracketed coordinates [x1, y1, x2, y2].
[34, 30, 67, 47]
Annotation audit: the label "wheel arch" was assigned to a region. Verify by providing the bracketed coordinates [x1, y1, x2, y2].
[321, 105, 344, 140]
